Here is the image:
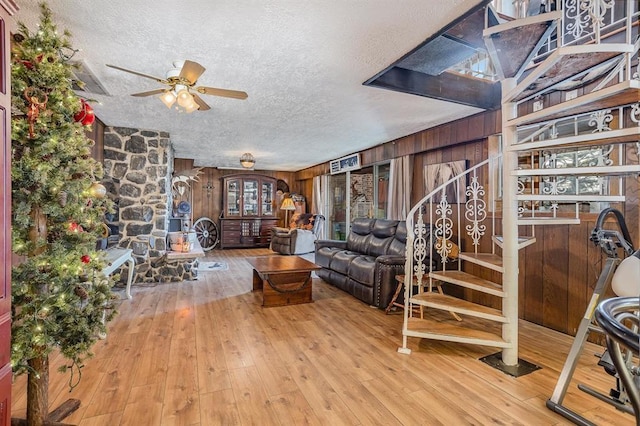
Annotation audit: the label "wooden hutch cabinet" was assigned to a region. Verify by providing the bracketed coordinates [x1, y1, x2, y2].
[220, 174, 278, 249]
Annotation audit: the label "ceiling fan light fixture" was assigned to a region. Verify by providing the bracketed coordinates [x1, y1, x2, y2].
[184, 100, 199, 113]
[159, 90, 176, 108]
[240, 152, 255, 168]
[176, 88, 193, 108]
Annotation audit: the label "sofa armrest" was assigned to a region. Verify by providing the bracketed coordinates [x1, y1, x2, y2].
[376, 255, 405, 266]
[374, 255, 407, 309]
[315, 239, 347, 251]
[271, 226, 292, 236]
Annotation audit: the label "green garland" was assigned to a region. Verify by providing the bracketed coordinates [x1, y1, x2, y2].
[11, 3, 116, 384]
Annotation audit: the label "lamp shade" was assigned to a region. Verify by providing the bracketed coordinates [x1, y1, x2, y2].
[240, 152, 255, 168]
[176, 89, 193, 108]
[280, 197, 296, 211]
[160, 91, 176, 108]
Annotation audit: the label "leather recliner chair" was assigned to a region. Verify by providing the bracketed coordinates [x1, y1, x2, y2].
[270, 214, 325, 255]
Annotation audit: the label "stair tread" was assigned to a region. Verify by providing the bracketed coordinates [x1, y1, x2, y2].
[429, 270, 504, 297]
[510, 127, 640, 152]
[458, 252, 503, 272]
[411, 292, 506, 322]
[483, 11, 561, 80]
[513, 164, 640, 177]
[517, 217, 581, 225]
[510, 44, 632, 102]
[510, 80, 640, 126]
[517, 194, 625, 202]
[405, 317, 508, 348]
[492, 235, 537, 250]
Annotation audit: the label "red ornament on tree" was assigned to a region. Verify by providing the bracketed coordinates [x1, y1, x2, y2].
[74, 99, 95, 126]
[80, 255, 91, 264]
[68, 222, 83, 233]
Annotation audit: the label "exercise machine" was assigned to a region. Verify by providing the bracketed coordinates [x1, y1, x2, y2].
[595, 297, 640, 425]
[546, 208, 639, 425]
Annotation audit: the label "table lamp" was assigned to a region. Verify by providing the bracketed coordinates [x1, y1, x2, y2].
[280, 197, 296, 225]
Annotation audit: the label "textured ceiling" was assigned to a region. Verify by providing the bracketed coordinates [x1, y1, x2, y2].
[14, 0, 483, 171]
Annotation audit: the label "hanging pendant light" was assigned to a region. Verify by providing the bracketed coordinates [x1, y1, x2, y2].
[240, 153, 255, 168]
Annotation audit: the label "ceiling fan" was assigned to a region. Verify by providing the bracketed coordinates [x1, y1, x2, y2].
[106, 60, 248, 113]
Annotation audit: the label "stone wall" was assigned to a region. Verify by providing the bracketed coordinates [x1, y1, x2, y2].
[103, 127, 195, 283]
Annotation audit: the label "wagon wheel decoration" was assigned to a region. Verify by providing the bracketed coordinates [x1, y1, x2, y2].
[193, 217, 219, 251]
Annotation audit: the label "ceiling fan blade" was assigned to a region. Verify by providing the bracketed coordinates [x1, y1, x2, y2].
[191, 93, 211, 111]
[106, 64, 166, 83]
[131, 88, 167, 97]
[179, 60, 206, 84]
[196, 86, 248, 100]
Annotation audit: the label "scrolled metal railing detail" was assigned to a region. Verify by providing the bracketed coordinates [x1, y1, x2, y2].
[465, 174, 487, 247]
[434, 192, 454, 262]
[405, 156, 495, 295]
[631, 103, 640, 126]
[542, 176, 568, 195]
[413, 211, 428, 284]
[588, 145, 614, 167]
[565, 0, 592, 39]
[581, 0, 615, 37]
[589, 109, 613, 132]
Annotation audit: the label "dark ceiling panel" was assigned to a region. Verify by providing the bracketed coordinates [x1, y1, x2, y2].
[372, 67, 500, 110]
[364, 0, 498, 110]
[396, 35, 477, 76]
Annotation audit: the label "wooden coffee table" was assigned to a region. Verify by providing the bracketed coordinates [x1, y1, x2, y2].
[247, 256, 320, 307]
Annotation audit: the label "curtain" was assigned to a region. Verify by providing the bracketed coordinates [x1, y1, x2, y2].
[423, 160, 467, 203]
[387, 155, 412, 220]
[312, 175, 328, 238]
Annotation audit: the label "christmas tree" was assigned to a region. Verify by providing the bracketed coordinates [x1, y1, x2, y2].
[11, 3, 115, 424]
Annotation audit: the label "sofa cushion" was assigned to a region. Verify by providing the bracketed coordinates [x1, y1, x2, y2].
[388, 221, 408, 256]
[346, 218, 374, 253]
[349, 255, 377, 285]
[371, 219, 399, 238]
[315, 246, 342, 268]
[331, 250, 360, 275]
[366, 235, 393, 257]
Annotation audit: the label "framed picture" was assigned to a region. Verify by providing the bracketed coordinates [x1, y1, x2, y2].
[330, 153, 361, 175]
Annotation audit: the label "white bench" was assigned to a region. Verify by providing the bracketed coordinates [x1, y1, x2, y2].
[102, 248, 135, 299]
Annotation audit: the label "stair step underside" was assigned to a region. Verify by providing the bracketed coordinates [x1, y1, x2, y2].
[458, 252, 503, 273]
[513, 164, 640, 177]
[429, 270, 504, 297]
[517, 194, 625, 202]
[492, 235, 537, 250]
[517, 217, 581, 225]
[483, 11, 561, 80]
[404, 317, 509, 348]
[510, 80, 640, 127]
[506, 44, 633, 103]
[411, 293, 507, 323]
[509, 127, 640, 152]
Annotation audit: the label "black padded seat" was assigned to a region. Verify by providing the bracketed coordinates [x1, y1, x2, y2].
[349, 255, 377, 285]
[315, 246, 342, 268]
[330, 250, 360, 275]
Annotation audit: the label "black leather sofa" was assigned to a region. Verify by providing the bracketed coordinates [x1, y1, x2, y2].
[314, 218, 407, 309]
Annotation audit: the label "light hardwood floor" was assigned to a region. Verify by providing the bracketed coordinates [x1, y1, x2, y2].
[11, 249, 634, 425]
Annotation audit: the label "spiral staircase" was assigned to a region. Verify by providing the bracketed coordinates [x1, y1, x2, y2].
[398, 0, 640, 370]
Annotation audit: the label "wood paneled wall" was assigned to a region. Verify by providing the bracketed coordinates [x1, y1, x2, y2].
[290, 108, 639, 337]
[173, 159, 298, 229]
